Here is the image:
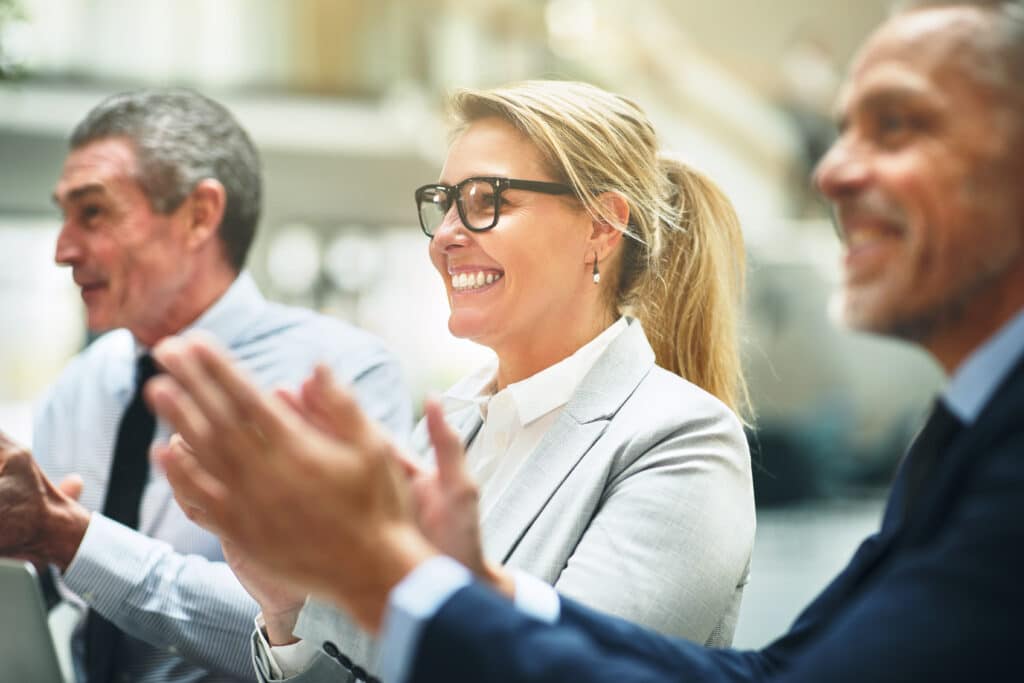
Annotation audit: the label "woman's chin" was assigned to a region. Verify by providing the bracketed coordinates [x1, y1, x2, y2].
[447, 312, 498, 345]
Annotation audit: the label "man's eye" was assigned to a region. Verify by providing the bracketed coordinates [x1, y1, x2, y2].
[879, 113, 906, 132]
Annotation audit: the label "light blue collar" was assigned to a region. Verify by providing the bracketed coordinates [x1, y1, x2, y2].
[944, 307, 1024, 425]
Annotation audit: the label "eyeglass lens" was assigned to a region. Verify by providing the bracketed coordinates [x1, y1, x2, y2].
[419, 179, 498, 235]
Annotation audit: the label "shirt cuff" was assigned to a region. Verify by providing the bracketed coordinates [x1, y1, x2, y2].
[254, 614, 319, 679]
[62, 512, 148, 610]
[511, 569, 560, 623]
[376, 556, 472, 683]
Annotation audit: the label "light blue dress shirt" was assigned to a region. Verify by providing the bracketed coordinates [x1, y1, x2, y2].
[33, 273, 412, 683]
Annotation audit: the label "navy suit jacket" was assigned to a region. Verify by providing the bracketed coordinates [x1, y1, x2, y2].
[407, 355, 1024, 682]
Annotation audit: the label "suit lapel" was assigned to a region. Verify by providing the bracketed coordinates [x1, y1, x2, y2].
[790, 354, 1024, 638]
[904, 355, 1024, 540]
[480, 320, 655, 563]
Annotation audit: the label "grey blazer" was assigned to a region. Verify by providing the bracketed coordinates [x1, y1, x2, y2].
[254, 319, 755, 682]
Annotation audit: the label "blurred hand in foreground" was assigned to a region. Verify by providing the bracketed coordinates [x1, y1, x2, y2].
[146, 335, 438, 631]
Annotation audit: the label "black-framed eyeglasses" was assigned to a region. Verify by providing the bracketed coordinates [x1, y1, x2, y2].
[414, 176, 575, 237]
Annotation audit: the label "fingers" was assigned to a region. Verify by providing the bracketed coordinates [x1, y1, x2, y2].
[187, 337, 295, 445]
[392, 449, 426, 479]
[145, 375, 234, 480]
[423, 398, 466, 487]
[152, 439, 233, 538]
[152, 336, 241, 438]
[301, 365, 370, 442]
[57, 474, 84, 501]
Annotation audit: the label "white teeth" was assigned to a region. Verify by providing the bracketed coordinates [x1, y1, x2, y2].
[451, 271, 502, 291]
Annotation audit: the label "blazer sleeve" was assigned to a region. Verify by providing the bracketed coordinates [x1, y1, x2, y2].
[410, 430, 1024, 683]
[411, 581, 765, 683]
[553, 403, 755, 644]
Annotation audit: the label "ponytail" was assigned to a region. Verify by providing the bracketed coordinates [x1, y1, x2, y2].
[624, 157, 748, 418]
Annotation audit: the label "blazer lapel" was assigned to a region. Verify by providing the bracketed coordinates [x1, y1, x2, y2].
[800, 354, 1024, 628]
[905, 355, 1024, 541]
[480, 320, 655, 563]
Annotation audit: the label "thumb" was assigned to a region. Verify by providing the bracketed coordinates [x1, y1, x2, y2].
[58, 474, 85, 501]
[423, 398, 465, 487]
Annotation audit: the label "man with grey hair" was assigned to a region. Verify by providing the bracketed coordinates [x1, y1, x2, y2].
[0, 89, 412, 682]
[144, 2, 1024, 682]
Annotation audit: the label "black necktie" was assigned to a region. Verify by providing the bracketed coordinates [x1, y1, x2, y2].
[902, 399, 962, 519]
[85, 354, 159, 683]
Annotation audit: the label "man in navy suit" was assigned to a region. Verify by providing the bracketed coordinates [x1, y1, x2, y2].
[146, 1, 1024, 681]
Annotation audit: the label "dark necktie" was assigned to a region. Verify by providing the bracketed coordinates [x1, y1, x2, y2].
[902, 399, 962, 519]
[85, 354, 159, 683]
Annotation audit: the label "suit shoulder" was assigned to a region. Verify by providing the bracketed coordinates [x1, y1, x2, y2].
[629, 366, 744, 433]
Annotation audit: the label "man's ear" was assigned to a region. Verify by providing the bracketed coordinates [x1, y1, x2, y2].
[185, 179, 227, 250]
[587, 191, 628, 261]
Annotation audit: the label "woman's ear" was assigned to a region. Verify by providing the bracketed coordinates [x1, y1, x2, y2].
[588, 191, 628, 260]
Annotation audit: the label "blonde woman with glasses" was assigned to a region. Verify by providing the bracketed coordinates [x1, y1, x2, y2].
[148, 80, 756, 683]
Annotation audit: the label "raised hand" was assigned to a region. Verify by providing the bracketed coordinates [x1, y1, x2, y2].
[154, 435, 308, 644]
[292, 371, 510, 594]
[146, 334, 438, 632]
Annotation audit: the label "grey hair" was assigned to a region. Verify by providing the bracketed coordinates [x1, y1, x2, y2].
[70, 89, 262, 271]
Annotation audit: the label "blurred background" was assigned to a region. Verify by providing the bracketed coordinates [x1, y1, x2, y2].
[0, 0, 944, 657]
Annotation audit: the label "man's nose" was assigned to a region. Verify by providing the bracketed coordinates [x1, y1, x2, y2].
[54, 222, 83, 266]
[813, 137, 870, 201]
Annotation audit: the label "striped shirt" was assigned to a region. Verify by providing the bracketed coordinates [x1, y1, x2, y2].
[34, 273, 412, 683]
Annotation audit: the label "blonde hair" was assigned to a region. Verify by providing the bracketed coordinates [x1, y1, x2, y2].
[447, 80, 749, 416]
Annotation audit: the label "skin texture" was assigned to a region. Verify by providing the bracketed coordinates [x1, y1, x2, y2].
[815, 5, 1024, 373]
[430, 117, 624, 389]
[0, 136, 236, 573]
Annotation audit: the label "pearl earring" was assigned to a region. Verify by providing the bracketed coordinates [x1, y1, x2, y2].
[592, 252, 601, 284]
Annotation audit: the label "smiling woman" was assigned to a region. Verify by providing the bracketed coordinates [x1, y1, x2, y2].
[149, 79, 756, 683]
[239, 80, 756, 682]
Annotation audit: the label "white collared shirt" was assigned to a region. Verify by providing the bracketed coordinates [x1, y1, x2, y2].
[442, 317, 628, 518]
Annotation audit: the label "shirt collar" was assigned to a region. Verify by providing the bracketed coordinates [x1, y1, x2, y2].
[131, 272, 266, 358]
[441, 317, 628, 426]
[944, 306, 1024, 425]
[507, 317, 628, 425]
[439, 359, 498, 415]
